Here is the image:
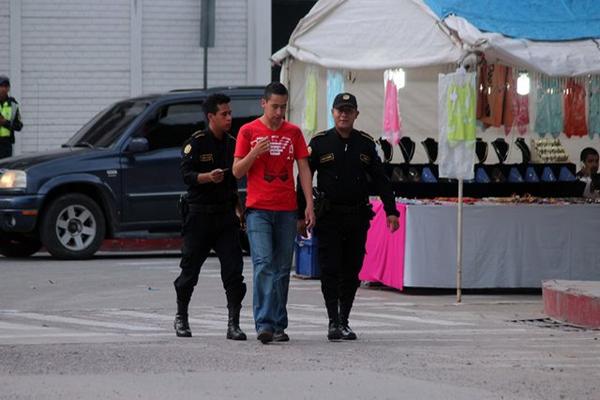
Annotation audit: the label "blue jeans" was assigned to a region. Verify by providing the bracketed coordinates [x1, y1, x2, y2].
[245, 209, 297, 333]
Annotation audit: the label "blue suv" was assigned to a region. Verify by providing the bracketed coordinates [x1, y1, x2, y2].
[0, 87, 263, 259]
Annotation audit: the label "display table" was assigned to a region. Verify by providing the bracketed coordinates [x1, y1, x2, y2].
[360, 201, 600, 289]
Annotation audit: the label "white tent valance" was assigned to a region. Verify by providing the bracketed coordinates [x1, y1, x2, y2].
[446, 16, 600, 77]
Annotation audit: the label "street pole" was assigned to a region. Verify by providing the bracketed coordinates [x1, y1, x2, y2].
[456, 178, 463, 303]
[202, 0, 209, 90]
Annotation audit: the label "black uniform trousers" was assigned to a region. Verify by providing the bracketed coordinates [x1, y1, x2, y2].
[0, 142, 12, 159]
[174, 210, 245, 309]
[314, 209, 370, 307]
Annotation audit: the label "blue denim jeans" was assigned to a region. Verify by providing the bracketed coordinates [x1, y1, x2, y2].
[245, 209, 297, 333]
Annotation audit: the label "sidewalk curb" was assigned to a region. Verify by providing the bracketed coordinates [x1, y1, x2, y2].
[543, 279, 600, 329]
[100, 238, 182, 252]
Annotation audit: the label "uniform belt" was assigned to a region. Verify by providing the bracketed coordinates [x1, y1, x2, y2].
[188, 203, 233, 213]
[329, 203, 366, 213]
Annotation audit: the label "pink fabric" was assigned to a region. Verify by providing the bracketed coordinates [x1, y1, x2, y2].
[383, 79, 401, 144]
[503, 70, 516, 136]
[359, 200, 406, 290]
[515, 95, 530, 135]
[503, 72, 529, 136]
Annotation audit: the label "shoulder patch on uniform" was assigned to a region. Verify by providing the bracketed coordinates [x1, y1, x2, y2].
[183, 144, 192, 155]
[199, 153, 213, 162]
[359, 131, 375, 142]
[320, 153, 334, 163]
[192, 130, 205, 138]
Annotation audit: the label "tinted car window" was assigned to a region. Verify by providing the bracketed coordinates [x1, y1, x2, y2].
[66, 100, 150, 148]
[230, 98, 262, 137]
[139, 102, 205, 151]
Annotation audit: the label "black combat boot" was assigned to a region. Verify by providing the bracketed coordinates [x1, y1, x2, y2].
[174, 314, 192, 337]
[339, 301, 357, 340]
[273, 330, 289, 342]
[226, 305, 247, 340]
[326, 300, 342, 341]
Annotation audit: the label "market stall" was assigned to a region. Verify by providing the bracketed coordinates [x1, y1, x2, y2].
[360, 199, 600, 290]
[275, 0, 600, 289]
[272, 0, 600, 167]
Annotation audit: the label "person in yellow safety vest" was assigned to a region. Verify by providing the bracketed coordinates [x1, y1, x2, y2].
[0, 75, 23, 159]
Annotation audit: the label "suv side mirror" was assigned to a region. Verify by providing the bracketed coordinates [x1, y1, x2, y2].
[127, 137, 149, 154]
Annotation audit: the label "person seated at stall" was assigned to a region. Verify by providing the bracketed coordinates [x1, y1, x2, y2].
[576, 147, 599, 198]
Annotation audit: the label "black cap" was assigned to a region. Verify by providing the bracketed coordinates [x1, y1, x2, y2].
[0, 75, 9, 86]
[332, 92, 357, 109]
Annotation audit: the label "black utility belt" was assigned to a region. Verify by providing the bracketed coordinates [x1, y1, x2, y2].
[188, 203, 234, 214]
[329, 203, 368, 213]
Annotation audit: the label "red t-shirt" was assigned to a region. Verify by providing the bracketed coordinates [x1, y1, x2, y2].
[234, 119, 309, 211]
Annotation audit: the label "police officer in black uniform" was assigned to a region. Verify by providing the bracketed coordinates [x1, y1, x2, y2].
[298, 92, 399, 341]
[174, 93, 247, 340]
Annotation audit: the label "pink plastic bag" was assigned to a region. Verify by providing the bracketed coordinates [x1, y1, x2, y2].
[383, 79, 401, 144]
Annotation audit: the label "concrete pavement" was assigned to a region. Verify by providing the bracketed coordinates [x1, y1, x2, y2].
[0, 253, 598, 399]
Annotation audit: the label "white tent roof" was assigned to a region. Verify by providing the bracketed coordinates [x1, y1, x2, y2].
[272, 0, 462, 70]
[446, 16, 600, 77]
[272, 0, 600, 77]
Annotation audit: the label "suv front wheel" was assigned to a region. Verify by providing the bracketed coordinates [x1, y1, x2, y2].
[41, 194, 106, 259]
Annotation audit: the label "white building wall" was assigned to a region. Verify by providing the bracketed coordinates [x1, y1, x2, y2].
[0, 0, 9, 75]
[3, 0, 269, 154]
[20, 0, 131, 151]
[142, 0, 247, 93]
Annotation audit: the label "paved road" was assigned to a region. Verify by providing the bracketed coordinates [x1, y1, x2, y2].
[0, 253, 598, 399]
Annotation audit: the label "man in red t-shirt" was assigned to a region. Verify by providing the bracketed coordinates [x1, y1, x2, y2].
[233, 82, 315, 344]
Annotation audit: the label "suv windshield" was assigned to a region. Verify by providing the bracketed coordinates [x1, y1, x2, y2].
[64, 100, 150, 148]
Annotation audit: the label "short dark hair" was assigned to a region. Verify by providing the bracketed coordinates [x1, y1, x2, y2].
[202, 93, 230, 119]
[263, 82, 288, 100]
[580, 147, 599, 162]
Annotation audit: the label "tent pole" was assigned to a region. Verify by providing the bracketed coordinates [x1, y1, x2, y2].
[456, 178, 463, 303]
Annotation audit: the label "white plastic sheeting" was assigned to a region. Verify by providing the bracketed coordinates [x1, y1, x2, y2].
[445, 16, 600, 77]
[272, 0, 462, 70]
[283, 61, 454, 163]
[404, 204, 600, 288]
[273, 0, 600, 76]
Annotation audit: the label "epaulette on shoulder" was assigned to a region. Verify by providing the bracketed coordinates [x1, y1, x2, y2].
[191, 130, 206, 139]
[312, 130, 328, 139]
[358, 130, 375, 143]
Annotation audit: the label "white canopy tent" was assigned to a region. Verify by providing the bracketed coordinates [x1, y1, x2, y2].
[272, 0, 600, 163]
[274, 0, 461, 70]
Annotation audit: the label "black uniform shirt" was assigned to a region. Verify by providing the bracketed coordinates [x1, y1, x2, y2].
[299, 128, 399, 217]
[180, 129, 238, 206]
